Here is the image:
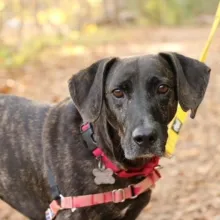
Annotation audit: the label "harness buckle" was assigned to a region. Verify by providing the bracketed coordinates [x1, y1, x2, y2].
[128, 184, 138, 199]
[45, 208, 55, 220]
[59, 194, 64, 210]
[112, 188, 126, 203]
[81, 123, 97, 151]
[71, 208, 77, 212]
[59, 195, 77, 213]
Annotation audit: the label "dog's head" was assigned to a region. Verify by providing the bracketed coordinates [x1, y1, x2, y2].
[69, 53, 210, 164]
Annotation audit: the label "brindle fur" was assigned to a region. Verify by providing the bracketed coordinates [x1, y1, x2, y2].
[0, 53, 210, 220]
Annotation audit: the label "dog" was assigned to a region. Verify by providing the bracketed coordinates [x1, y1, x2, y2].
[0, 52, 210, 220]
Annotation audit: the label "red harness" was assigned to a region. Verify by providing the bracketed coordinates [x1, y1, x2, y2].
[45, 123, 161, 220]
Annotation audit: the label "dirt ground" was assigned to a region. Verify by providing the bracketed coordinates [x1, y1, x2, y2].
[0, 26, 220, 220]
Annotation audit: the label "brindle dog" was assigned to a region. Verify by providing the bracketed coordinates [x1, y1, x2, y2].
[0, 53, 210, 220]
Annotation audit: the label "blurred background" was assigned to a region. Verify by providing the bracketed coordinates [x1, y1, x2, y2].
[0, 0, 220, 219]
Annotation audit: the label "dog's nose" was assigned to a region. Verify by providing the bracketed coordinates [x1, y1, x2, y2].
[132, 127, 157, 147]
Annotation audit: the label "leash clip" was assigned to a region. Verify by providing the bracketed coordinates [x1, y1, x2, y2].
[97, 156, 106, 171]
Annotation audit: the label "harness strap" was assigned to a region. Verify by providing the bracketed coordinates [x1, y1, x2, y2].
[45, 122, 162, 220]
[48, 168, 61, 200]
[46, 170, 160, 219]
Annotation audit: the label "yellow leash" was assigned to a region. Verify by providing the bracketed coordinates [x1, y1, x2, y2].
[165, 1, 220, 158]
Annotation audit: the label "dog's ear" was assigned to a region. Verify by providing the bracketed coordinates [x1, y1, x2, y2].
[159, 52, 211, 118]
[68, 57, 117, 122]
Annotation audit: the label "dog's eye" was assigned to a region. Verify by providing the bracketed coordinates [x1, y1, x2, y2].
[157, 84, 169, 94]
[112, 89, 124, 98]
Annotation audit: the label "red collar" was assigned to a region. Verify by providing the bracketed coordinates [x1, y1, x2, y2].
[92, 147, 160, 178]
[45, 122, 161, 220]
[81, 122, 160, 178]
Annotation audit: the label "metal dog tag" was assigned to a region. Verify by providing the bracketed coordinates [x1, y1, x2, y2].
[93, 157, 115, 185]
[93, 168, 115, 185]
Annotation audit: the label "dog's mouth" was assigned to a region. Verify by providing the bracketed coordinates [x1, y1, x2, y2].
[116, 145, 165, 169]
[122, 153, 155, 169]
[136, 153, 157, 159]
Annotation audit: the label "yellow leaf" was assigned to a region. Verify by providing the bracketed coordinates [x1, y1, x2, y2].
[37, 10, 48, 24]
[0, 1, 5, 11]
[61, 45, 87, 56]
[72, 2, 80, 13]
[48, 8, 66, 25]
[83, 24, 98, 34]
[69, 31, 80, 40]
[88, 0, 102, 6]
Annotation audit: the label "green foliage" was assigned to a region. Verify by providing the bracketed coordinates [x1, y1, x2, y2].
[0, 27, 123, 68]
[141, 0, 219, 25]
[0, 36, 63, 68]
